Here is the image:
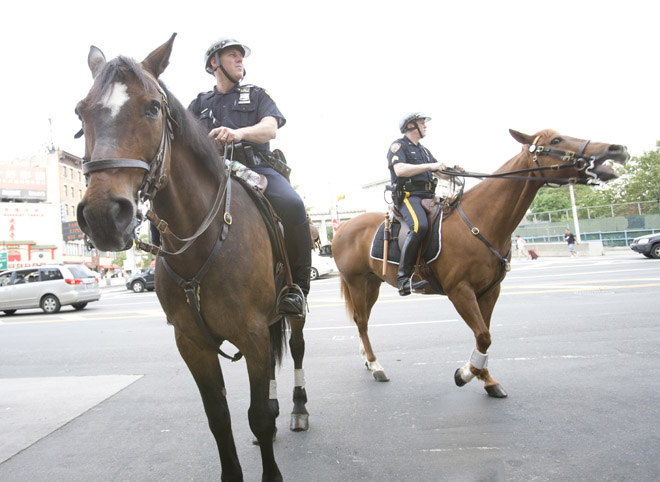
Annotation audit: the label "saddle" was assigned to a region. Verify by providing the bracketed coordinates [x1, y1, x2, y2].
[371, 196, 451, 295]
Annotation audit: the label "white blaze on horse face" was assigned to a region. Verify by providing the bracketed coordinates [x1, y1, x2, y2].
[99, 82, 129, 118]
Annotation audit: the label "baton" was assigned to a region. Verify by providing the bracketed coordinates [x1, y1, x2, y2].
[382, 212, 390, 277]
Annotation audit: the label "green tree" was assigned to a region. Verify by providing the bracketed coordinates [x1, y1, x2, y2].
[600, 142, 660, 207]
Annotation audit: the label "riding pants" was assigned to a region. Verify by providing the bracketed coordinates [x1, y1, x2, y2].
[397, 193, 430, 237]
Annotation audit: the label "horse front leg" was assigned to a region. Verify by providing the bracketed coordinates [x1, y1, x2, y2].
[449, 286, 508, 398]
[288, 316, 309, 431]
[245, 342, 282, 482]
[175, 332, 244, 482]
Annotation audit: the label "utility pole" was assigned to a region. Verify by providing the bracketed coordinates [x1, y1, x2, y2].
[569, 184, 581, 240]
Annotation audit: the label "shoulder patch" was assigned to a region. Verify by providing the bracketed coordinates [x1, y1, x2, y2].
[390, 142, 401, 154]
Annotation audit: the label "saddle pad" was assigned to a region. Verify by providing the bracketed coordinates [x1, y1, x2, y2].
[370, 211, 443, 265]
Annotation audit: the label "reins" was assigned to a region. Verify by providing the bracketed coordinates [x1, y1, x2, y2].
[437, 137, 599, 186]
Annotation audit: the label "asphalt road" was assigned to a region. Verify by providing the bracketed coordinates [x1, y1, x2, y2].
[1, 253, 658, 482]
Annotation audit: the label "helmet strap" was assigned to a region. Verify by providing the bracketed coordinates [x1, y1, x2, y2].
[214, 52, 241, 85]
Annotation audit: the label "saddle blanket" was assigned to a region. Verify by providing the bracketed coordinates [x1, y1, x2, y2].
[370, 212, 443, 265]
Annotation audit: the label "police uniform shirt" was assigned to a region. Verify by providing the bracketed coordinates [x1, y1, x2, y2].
[188, 84, 286, 156]
[387, 136, 437, 186]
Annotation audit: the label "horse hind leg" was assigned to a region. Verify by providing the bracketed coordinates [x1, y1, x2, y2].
[343, 273, 389, 382]
[289, 316, 310, 431]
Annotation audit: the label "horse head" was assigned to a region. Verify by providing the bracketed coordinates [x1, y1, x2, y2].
[76, 34, 178, 251]
[509, 129, 630, 184]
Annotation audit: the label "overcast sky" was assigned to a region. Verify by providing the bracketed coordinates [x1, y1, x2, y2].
[2, 0, 658, 211]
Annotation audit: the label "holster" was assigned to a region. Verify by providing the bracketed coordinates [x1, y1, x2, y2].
[260, 149, 292, 182]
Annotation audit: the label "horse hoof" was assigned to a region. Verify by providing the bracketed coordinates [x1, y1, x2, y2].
[454, 368, 467, 387]
[290, 413, 309, 432]
[372, 370, 390, 382]
[485, 384, 508, 398]
[252, 427, 278, 445]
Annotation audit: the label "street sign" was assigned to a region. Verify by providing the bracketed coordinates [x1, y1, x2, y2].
[0, 252, 7, 270]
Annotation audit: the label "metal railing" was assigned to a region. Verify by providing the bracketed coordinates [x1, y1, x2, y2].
[523, 201, 660, 224]
[522, 228, 660, 247]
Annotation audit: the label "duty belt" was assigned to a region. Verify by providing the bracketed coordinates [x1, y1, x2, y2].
[403, 181, 435, 192]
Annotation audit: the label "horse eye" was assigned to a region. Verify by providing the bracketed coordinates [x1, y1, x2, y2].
[146, 101, 161, 118]
[550, 137, 563, 145]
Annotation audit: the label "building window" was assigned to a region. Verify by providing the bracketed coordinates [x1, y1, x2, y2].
[71, 186, 75, 197]
[79, 189, 83, 201]
[63, 184, 68, 198]
[69, 168, 73, 178]
[62, 166, 67, 176]
[78, 172, 82, 182]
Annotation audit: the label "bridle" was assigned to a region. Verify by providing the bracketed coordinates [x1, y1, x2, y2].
[81, 80, 176, 202]
[79, 76, 231, 257]
[526, 135, 597, 185]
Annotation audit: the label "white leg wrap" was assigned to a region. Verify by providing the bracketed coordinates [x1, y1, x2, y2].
[294, 368, 306, 388]
[458, 363, 476, 383]
[469, 348, 489, 370]
[269, 380, 277, 400]
[366, 359, 385, 372]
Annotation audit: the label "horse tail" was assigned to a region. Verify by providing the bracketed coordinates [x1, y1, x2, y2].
[269, 316, 290, 366]
[339, 273, 356, 322]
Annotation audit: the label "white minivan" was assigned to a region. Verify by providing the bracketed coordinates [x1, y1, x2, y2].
[0, 264, 101, 315]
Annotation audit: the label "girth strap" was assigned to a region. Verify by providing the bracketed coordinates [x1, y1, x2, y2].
[456, 202, 511, 298]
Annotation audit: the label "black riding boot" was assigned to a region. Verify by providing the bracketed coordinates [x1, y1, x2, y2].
[279, 221, 312, 316]
[397, 231, 428, 296]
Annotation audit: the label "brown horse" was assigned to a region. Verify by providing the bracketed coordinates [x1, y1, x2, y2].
[331, 129, 629, 396]
[75, 34, 308, 482]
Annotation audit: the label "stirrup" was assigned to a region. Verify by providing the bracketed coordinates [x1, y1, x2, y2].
[277, 284, 306, 317]
[398, 277, 428, 296]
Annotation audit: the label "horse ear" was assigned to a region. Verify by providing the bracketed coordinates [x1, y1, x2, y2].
[509, 129, 534, 145]
[142, 33, 177, 79]
[88, 46, 106, 79]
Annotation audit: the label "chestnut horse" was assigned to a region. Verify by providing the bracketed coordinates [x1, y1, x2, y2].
[332, 129, 629, 397]
[76, 34, 308, 482]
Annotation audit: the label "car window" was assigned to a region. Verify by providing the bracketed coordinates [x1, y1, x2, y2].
[67, 265, 96, 279]
[13, 269, 38, 285]
[0, 272, 12, 287]
[40, 268, 64, 281]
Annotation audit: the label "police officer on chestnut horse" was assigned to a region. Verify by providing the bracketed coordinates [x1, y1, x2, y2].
[387, 112, 460, 296]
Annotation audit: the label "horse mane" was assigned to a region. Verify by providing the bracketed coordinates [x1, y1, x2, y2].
[92, 56, 221, 176]
[159, 82, 221, 173]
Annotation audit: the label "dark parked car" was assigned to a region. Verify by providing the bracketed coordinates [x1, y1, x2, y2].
[126, 267, 156, 293]
[630, 233, 660, 259]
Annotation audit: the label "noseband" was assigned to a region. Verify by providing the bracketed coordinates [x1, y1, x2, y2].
[82, 81, 177, 202]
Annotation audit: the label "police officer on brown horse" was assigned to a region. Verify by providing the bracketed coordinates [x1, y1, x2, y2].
[189, 37, 311, 316]
[387, 112, 457, 296]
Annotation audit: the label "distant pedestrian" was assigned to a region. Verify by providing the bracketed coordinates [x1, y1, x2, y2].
[565, 228, 578, 257]
[515, 235, 529, 259]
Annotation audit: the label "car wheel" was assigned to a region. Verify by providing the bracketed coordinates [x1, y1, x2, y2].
[41, 295, 61, 314]
[132, 280, 146, 293]
[3, 310, 17, 315]
[72, 302, 88, 310]
[310, 267, 319, 281]
[651, 244, 660, 259]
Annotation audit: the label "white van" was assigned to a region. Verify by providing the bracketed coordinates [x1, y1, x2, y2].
[0, 264, 101, 315]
